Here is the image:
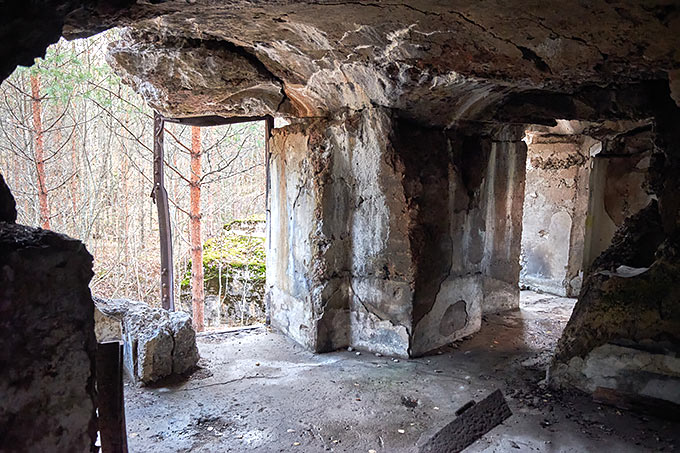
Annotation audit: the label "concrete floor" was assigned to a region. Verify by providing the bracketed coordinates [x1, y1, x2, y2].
[124, 291, 679, 452]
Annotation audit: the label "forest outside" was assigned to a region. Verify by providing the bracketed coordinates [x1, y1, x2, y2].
[0, 30, 267, 327]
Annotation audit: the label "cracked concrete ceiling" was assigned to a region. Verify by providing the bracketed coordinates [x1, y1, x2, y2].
[3, 1, 680, 124]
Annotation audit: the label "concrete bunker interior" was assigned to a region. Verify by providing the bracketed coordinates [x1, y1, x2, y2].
[1, 2, 680, 452]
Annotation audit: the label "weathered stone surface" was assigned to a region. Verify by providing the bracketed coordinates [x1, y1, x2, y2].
[179, 224, 267, 327]
[0, 223, 97, 452]
[107, 30, 287, 118]
[546, 82, 680, 403]
[95, 1, 680, 126]
[3, 1, 680, 107]
[553, 342, 680, 406]
[94, 305, 122, 342]
[94, 298, 199, 384]
[0, 173, 16, 223]
[551, 210, 680, 403]
[169, 311, 199, 375]
[553, 233, 680, 365]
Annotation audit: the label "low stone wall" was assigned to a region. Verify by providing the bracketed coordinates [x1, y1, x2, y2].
[180, 227, 266, 327]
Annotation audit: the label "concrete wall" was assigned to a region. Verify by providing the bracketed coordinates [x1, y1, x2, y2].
[481, 137, 528, 311]
[408, 128, 527, 355]
[267, 110, 527, 357]
[267, 121, 329, 351]
[266, 109, 414, 355]
[520, 134, 592, 296]
[0, 222, 98, 452]
[551, 119, 680, 408]
[582, 132, 654, 271]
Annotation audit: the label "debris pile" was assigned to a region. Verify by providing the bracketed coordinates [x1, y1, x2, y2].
[94, 298, 199, 384]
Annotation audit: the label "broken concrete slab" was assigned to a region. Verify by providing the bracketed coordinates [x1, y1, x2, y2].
[94, 298, 199, 384]
[169, 310, 200, 375]
[420, 390, 512, 453]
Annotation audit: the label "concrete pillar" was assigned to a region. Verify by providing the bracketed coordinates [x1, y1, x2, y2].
[266, 108, 413, 355]
[266, 111, 527, 357]
[480, 132, 528, 311]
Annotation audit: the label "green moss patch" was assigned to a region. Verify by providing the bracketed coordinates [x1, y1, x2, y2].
[181, 231, 266, 288]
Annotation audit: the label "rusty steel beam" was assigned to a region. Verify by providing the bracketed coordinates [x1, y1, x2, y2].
[153, 111, 174, 311]
[264, 115, 274, 326]
[153, 113, 268, 310]
[163, 115, 268, 127]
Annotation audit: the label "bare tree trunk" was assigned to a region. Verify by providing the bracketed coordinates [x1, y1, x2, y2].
[190, 126, 204, 331]
[30, 74, 50, 229]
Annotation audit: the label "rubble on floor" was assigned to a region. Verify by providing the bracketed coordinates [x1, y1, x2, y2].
[420, 390, 512, 453]
[551, 204, 680, 408]
[94, 298, 200, 385]
[122, 292, 679, 452]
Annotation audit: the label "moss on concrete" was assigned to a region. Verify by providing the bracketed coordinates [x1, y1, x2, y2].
[181, 230, 266, 289]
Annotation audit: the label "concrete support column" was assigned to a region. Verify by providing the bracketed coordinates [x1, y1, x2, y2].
[481, 132, 528, 312]
[520, 133, 593, 296]
[267, 112, 527, 357]
[266, 108, 413, 355]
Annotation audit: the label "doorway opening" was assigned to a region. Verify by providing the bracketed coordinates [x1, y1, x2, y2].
[161, 116, 272, 330]
[0, 30, 271, 330]
[519, 127, 598, 298]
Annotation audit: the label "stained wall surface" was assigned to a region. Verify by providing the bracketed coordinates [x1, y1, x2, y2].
[520, 134, 591, 296]
[266, 110, 527, 357]
[582, 130, 654, 272]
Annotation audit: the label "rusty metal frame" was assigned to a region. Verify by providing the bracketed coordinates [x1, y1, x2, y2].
[152, 113, 273, 312]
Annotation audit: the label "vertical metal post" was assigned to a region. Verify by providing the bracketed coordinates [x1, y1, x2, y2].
[264, 115, 273, 215]
[153, 111, 175, 310]
[96, 342, 128, 453]
[264, 115, 274, 326]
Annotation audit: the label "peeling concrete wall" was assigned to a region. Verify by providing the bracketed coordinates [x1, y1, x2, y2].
[0, 223, 98, 451]
[336, 112, 414, 357]
[267, 109, 414, 356]
[520, 134, 592, 296]
[582, 131, 654, 272]
[267, 111, 526, 357]
[407, 127, 527, 355]
[267, 120, 328, 351]
[480, 136, 527, 312]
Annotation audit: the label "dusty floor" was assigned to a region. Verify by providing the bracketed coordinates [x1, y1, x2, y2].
[124, 291, 679, 452]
